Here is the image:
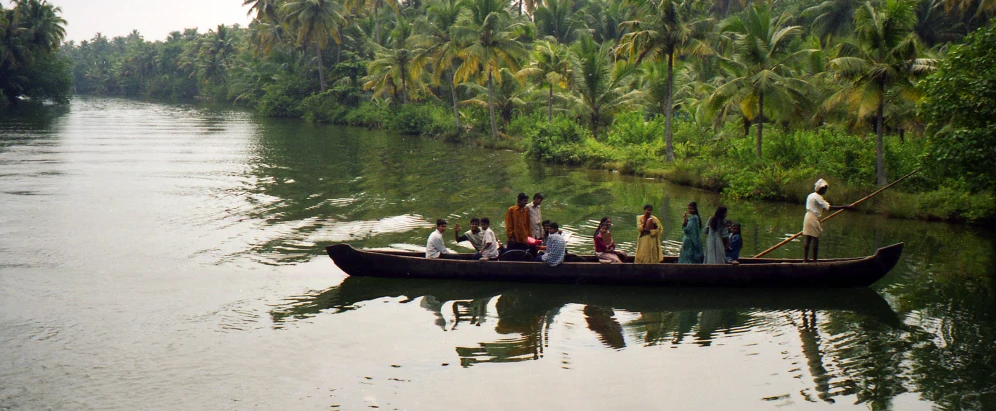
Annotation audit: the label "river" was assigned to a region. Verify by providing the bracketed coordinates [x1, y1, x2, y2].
[0, 96, 992, 410]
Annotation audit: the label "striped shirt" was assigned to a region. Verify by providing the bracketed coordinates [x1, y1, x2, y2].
[541, 232, 566, 266]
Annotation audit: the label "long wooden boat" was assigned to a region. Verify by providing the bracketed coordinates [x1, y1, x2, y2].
[325, 242, 903, 287]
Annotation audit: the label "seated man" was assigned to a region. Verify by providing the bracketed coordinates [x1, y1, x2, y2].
[454, 217, 484, 252]
[536, 222, 566, 266]
[425, 219, 452, 258]
[475, 217, 500, 260]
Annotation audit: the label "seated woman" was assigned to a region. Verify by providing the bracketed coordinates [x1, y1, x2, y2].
[594, 217, 627, 263]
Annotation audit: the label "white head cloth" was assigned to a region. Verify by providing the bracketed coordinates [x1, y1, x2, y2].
[814, 178, 828, 192]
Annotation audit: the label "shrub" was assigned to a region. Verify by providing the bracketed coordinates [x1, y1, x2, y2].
[343, 102, 388, 128]
[256, 76, 310, 117]
[388, 104, 457, 138]
[526, 115, 592, 163]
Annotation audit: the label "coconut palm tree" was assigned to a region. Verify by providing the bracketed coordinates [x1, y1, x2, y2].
[283, 0, 348, 92]
[708, 4, 813, 160]
[571, 35, 643, 139]
[411, 0, 469, 128]
[618, 0, 710, 161]
[364, 14, 420, 104]
[533, 0, 584, 44]
[11, 0, 66, 52]
[825, 0, 935, 184]
[452, 0, 530, 138]
[515, 40, 572, 123]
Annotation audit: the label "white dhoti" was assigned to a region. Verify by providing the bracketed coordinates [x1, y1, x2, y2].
[803, 212, 823, 237]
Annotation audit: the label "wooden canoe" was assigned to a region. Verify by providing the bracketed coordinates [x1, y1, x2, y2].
[324, 242, 903, 288]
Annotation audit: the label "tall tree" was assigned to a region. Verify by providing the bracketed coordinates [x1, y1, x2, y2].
[515, 40, 572, 123]
[825, 0, 934, 184]
[533, 0, 584, 44]
[708, 4, 813, 160]
[571, 35, 643, 139]
[618, 0, 709, 161]
[452, 0, 529, 138]
[283, 0, 348, 92]
[364, 14, 419, 103]
[412, 0, 469, 129]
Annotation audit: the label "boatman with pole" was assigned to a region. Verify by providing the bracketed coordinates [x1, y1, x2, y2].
[803, 179, 850, 262]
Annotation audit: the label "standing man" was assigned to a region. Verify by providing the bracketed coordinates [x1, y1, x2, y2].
[504, 193, 532, 250]
[803, 179, 849, 262]
[526, 192, 544, 240]
[538, 222, 566, 266]
[426, 219, 452, 258]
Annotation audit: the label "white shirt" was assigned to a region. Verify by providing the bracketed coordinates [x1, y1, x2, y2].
[806, 192, 830, 217]
[480, 228, 499, 259]
[526, 202, 543, 239]
[425, 230, 449, 258]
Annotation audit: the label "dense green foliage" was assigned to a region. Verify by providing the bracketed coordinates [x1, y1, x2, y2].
[0, 0, 71, 106]
[920, 23, 996, 194]
[59, 0, 996, 220]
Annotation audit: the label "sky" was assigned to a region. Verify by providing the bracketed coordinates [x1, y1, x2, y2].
[40, 0, 253, 43]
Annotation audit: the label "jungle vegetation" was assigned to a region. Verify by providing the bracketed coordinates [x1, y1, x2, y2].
[59, 0, 996, 221]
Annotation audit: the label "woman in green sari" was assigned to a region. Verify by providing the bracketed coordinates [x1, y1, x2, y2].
[678, 202, 704, 263]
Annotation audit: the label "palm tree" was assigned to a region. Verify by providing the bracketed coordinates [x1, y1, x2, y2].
[344, 0, 399, 45]
[283, 0, 348, 92]
[825, 0, 935, 184]
[364, 14, 419, 104]
[533, 0, 584, 44]
[515, 40, 572, 123]
[618, 0, 710, 161]
[243, 0, 282, 23]
[462, 68, 527, 126]
[571, 35, 643, 139]
[11, 0, 66, 52]
[452, 0, 530, 138]
[802, 0, 859, 46]
[708, 4, 813, 159]
[412, 0, 469, 128]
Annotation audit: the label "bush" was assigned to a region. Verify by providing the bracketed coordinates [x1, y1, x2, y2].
[606, 111, 664, 145]
[526, 115, 592, 164]
[343, 102, 388, 128]
[256, 76, 310, 117]
[388, 104, 458, 138]
[301, 90, 348, 123]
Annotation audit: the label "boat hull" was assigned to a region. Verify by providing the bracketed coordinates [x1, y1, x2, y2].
[325, 243, 903, 288]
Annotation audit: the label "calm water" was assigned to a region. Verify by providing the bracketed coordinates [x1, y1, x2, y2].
[0, 97, 993, 410]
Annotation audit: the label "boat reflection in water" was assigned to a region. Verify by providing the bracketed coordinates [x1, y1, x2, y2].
[272, 278, 899, 377]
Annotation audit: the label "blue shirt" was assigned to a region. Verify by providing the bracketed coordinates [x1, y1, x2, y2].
[541, 232, 566, 266]
[725, 233, 742, 262]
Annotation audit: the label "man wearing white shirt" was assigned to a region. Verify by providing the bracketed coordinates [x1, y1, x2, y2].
[525, 192, 544, 240]
[476, 217, 501, 260]
[426, 219, 452, 258]
[803, 179, 850, 262]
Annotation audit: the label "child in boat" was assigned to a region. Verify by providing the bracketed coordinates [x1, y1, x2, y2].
[476, 217, 500, 260]
[725, 222, 742, 264]
[594, 217, 627, 263]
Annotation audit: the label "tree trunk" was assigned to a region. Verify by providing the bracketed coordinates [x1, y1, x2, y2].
[548, 84, 554, 123]
[664, 50, 675, 162]
[875, 94, 886, 186]
[316, 44, 326, 92]
[756, 91, 764, 159]
[400, 65, 407, 104]
[448, 70, 461, 129]
[374, 1, 381, 45]
[488, 71, 499, 139]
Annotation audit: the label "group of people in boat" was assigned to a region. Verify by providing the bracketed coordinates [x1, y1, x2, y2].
[425, 178, 841, 265]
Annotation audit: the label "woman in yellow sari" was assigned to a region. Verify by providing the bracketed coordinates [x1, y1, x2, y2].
[635, 204, 664, 263]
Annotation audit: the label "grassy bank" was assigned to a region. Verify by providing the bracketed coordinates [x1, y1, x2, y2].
[292, 96, 993, 223]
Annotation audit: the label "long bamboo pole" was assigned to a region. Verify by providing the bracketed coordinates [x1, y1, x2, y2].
[752, 169, 920, 258]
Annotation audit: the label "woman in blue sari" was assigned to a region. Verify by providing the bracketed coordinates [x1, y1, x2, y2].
[678, 202, 704, 263]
